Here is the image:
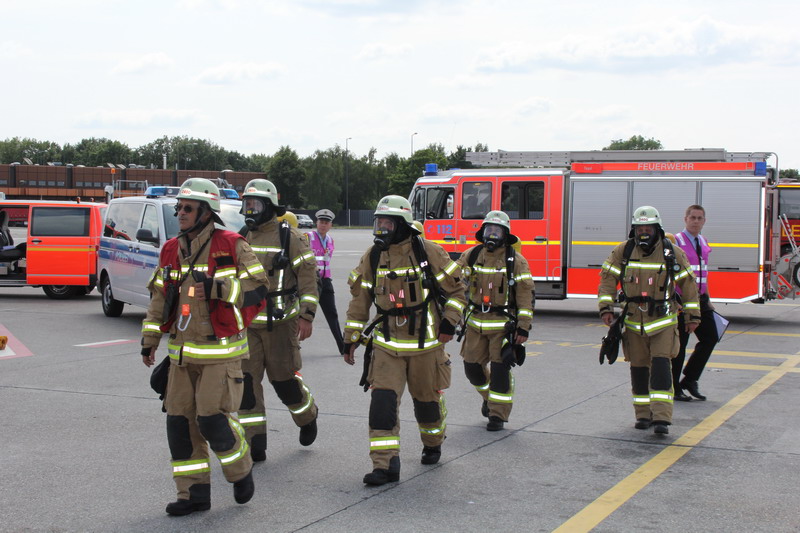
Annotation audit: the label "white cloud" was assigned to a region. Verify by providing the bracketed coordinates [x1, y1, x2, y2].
[0, 41, 33, 59]
[514, 97, 552, 117]
[431, 74, 494, 90]
[74, 109, 200, 128]
[474, 17, 800, 74]
[110, 52, 174, 75]
[357, 42, 412, 62]
[416, 102, 490, 124]
[196, 62, 285, 84]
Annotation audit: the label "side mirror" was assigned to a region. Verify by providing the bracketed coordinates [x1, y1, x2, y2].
[136, 228, 159, 246]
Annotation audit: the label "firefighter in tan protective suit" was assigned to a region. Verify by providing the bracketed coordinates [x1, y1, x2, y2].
[343, 195, 466, 486]
[141, 178, 269, 516]
[237, 179, 320, 462]
[458, 211, 534, 431]
[598, 206, 700, 435]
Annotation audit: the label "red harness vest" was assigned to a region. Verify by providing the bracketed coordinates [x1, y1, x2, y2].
[159, 230, 264, 337]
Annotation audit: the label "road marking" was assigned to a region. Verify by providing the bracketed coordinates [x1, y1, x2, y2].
[553, 353, 800, 533]
[714, 349, 793, 359]
[0, 324, 33, 359]
[74, 339, 137, 348]
[726, 330, 800, 338]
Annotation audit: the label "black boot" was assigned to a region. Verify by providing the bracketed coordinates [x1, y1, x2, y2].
[233, 470, 254, 504]
[421, 445, 441, 465]
[653, 421, 670, 435]
[481, 400, 489, 418]
[251, 434, 267, 462]
[166, 484, 210, 516]
[681, 379, 706, 401]
[363, 456, 400, 486]
[674, 390, 693, 402]
[165, 499, 211, 516]
[634, 418, 652, 430]
[486, 416, 505, 431]
[299, 417, 318, 446]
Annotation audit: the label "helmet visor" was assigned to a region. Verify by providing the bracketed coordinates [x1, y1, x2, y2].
[243, 197, 267, 217]
[373, 216, 396, 237]
[483, 223, 506, 242]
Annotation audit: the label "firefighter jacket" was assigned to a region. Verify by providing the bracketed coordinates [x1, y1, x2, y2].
[458, 245, 534, 334]
[598, 239, 701, 336]
[141, 222, 269, 364]
[245, 219, 319, 328]
[345, 237, 466, 354]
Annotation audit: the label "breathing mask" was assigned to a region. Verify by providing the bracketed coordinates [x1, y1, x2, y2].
[373, 216, 397, 250]
[635, 224, 658, 254]
[243, 197, 274, 229]
[483, 223, 506, 252]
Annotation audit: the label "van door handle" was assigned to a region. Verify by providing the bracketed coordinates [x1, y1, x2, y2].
[534, 236, 547, 242]
[31, 239, 42, 244]
[443, 236, 455, 241]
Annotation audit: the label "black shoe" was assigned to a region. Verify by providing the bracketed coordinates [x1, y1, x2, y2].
[486, 416, 505, 431]
[299, 417, 318, 446]
[674, 391, 693, 402]
[481, 400, 489, 418]
[421, 445, 441, 465]
[233, 470, 254, 504]
[681, 379, 706, 401]
[251, 448, 266, 462]
[165, 499, 210, 516]
[653, 422, 670, 435]
[634, 418, 652, 430]
[363, 456, 400, 486]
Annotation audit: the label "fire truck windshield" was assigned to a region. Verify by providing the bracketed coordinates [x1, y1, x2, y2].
[779, 187, 800, 218]
[412, 187, 454, 220]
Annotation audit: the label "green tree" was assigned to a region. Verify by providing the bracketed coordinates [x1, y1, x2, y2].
[447, 143, 488, 169]
[266, 146, 306, 207]
[302, 148, 342, 211]
[780, 168, 799, 181]
[603, 135, 663, 150]
[387, 144, 448, 196]
[63, 138, 132, 167]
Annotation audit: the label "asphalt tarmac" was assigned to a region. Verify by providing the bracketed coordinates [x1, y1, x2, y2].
[1, 229, 799, 532]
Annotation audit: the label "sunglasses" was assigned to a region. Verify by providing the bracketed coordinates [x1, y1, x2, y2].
[174, 204, 194, 214]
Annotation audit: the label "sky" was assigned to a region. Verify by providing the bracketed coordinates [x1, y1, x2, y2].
[2, 0, 799, 170]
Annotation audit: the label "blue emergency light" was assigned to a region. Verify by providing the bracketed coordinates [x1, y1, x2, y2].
[424, 164, 438, 176]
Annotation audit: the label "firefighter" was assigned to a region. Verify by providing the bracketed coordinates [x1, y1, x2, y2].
[141, 178, 269, 516]
[343, 195, 466, 486]
[458, 211, 534, 431]
[237, 179, 320, 461]
[598, 206, 700, 435]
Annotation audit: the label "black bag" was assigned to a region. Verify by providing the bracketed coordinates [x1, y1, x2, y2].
[150, 356, 170, 400]
[599, 316, 623, 365]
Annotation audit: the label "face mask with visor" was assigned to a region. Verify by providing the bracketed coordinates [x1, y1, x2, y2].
[483, 223, 507, 252]
[243, 197, 273, 229]
[373, 216, 397, 250]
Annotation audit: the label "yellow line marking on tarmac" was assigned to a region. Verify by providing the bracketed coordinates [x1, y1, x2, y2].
[553, 353, 800, 533]
[726, 330, 800, 337]
[714, 350, 793, 359]
[707, 362, 781, 372]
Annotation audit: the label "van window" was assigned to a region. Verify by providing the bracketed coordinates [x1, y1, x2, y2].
[501, 182, 544, 220]
[414, 187, 454, 220]
[31, 207, 90, 236]
[104, 202, 143, 241]
[140, 204, 160, 243]
[462, 182, 491, 219]
[163, 204, 180, 240]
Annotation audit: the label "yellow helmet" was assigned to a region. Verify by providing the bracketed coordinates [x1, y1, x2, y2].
[278, 211, 298, 228]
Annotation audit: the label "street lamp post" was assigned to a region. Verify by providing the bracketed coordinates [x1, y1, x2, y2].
[345, 137, 352, 226]
[411, 132, 418, 157]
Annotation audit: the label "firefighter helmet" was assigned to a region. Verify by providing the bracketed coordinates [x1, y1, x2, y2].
[476, 210, 518, 247]
[278, 211, 298, 228]
[242, 179, 280, 207]
[373, 195, 414, 224]
[177, 178, 221, 213]
[631, 206, 662, 226]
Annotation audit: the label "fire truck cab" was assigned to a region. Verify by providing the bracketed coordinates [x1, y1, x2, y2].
[410, 149, 796, 304]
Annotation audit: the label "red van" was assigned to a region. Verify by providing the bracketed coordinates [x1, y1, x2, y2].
[0, 200, 106, 298]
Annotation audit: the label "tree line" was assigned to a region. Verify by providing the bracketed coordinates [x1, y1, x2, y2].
[1, 135, 794, 210]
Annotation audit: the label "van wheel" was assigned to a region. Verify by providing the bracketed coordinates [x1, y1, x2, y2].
[43, 285, 79, 299]
[793, 264, 800, 287]
[101, 277, 124, 317]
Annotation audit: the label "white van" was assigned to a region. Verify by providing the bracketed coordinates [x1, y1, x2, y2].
[97, 191, 245, 316]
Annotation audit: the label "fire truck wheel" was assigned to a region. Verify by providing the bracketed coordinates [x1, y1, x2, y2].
[101, 276, 124, 317]
[794, 264, 800, 287]
[43, 285, 80, 299]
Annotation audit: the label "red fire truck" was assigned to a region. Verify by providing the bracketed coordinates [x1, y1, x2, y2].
[410, 149, 800, 304]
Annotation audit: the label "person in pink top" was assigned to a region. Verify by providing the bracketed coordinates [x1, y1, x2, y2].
[307, 209, 345, 354]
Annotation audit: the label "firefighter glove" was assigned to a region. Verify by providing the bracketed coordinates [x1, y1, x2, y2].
[439, 319, 455, 336]
[501, 343, 517, 367]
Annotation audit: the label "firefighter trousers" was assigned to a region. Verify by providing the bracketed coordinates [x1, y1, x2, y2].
[366, 345, 451, 470]
[165, 359, 252, 501]
[461, 328, 514, 422]
[239, 320, 318, 452]
[622, 327, 679, 424]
